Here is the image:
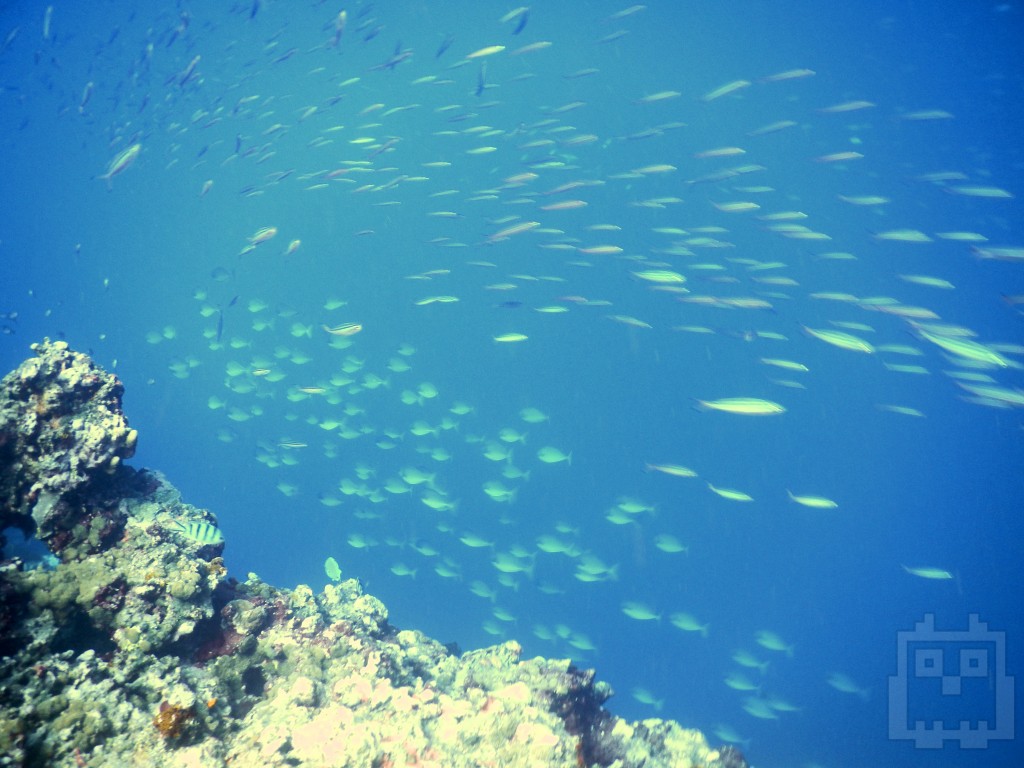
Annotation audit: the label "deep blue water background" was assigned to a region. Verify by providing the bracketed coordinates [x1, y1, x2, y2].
[2, 1, 1023, 766]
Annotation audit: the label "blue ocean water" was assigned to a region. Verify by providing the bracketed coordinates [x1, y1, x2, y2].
[2, 1, 1022, 766]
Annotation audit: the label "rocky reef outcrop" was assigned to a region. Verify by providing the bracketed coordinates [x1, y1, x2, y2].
[0, 340, 748, 768]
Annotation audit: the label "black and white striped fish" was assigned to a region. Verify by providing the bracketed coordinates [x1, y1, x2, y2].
[169, 520, 224, 546]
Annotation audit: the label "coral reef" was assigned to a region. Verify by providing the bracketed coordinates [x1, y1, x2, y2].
[0, 340, 748, 767]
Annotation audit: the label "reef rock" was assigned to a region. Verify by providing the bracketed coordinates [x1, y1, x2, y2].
[0, 340, 748, 768]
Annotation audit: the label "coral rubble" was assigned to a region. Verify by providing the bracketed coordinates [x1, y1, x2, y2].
[0, 340, 748, 768]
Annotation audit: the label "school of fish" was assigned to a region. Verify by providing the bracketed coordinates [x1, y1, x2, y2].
[11, 1, 1021, 758]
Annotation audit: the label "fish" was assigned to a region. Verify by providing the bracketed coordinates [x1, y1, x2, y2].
[802, 327, 875, 354]
[742, 697, 779, 720]
[621, 602, 660, 621]
[510, 41, 552, 56]
[577, 245, 623, 255]
[539, 200, 588, 211]
[707, 483, 753, 502]
[838, 195, 890, 206]
[972, 246, 1024, 262]
[327, 10, 346, 47]
[872, 228, 932, 243]
[632, 269, 686, 284]
[606, 314, 652, 329]
[636, 90, 681, 104]
[747, 119, 798, 136]
[575, 554, 618, 581]
[631, 688, 663, 710]
[713, 201, 760, 213]
[732, 650, 769, 674]
[493, 333, 528, 343]
[174, 54, 201, 87]
[536, 446, 571, 465]
[898, 274, 954, 290]
[324, 556, 342, 581]
[765, 696, 801, 713]
[492, 552, 533, 576]
[519, 407, 549, 423]
[711, 725, 750, 747]
[755, 630, 794, 656]
[633, 164, 676, 174]
[917, 330, 1010, 368]
[761, 68, 815, 82]
[955, 382, 1024, 408]
[435, 34, 454, 59]
[902, 565, 954, 580]
[818, 99, 875, 113]
[489, 221, 540, 241]
[466, 45, 505, 59]
[169, 520, 224, 546]
[827, 673, 870, 701]
[946, 185, 1013, 199]
[605, 4, 647, 22]
[724, 673, 760, 692]
[460, 533, 494, 549]
[669, 612, 709, 637]
[695, 398, 785, 415]
[760, 358, 808, 372]
[652, 535, 688, 554]
[536, 535, 579, 556]
[78, 81, 94, 114]
[701, 79, 751, 102]
[814, 151, 864, 163]
[390, 563, 417, 578]
[322, 323, 363, 337]
[787, 491, 838, 509]
[500, 6, 530, 34]
[645, 463, 697, 478]
[247, 226, 278, 245]
[98, 143, 141, 189]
